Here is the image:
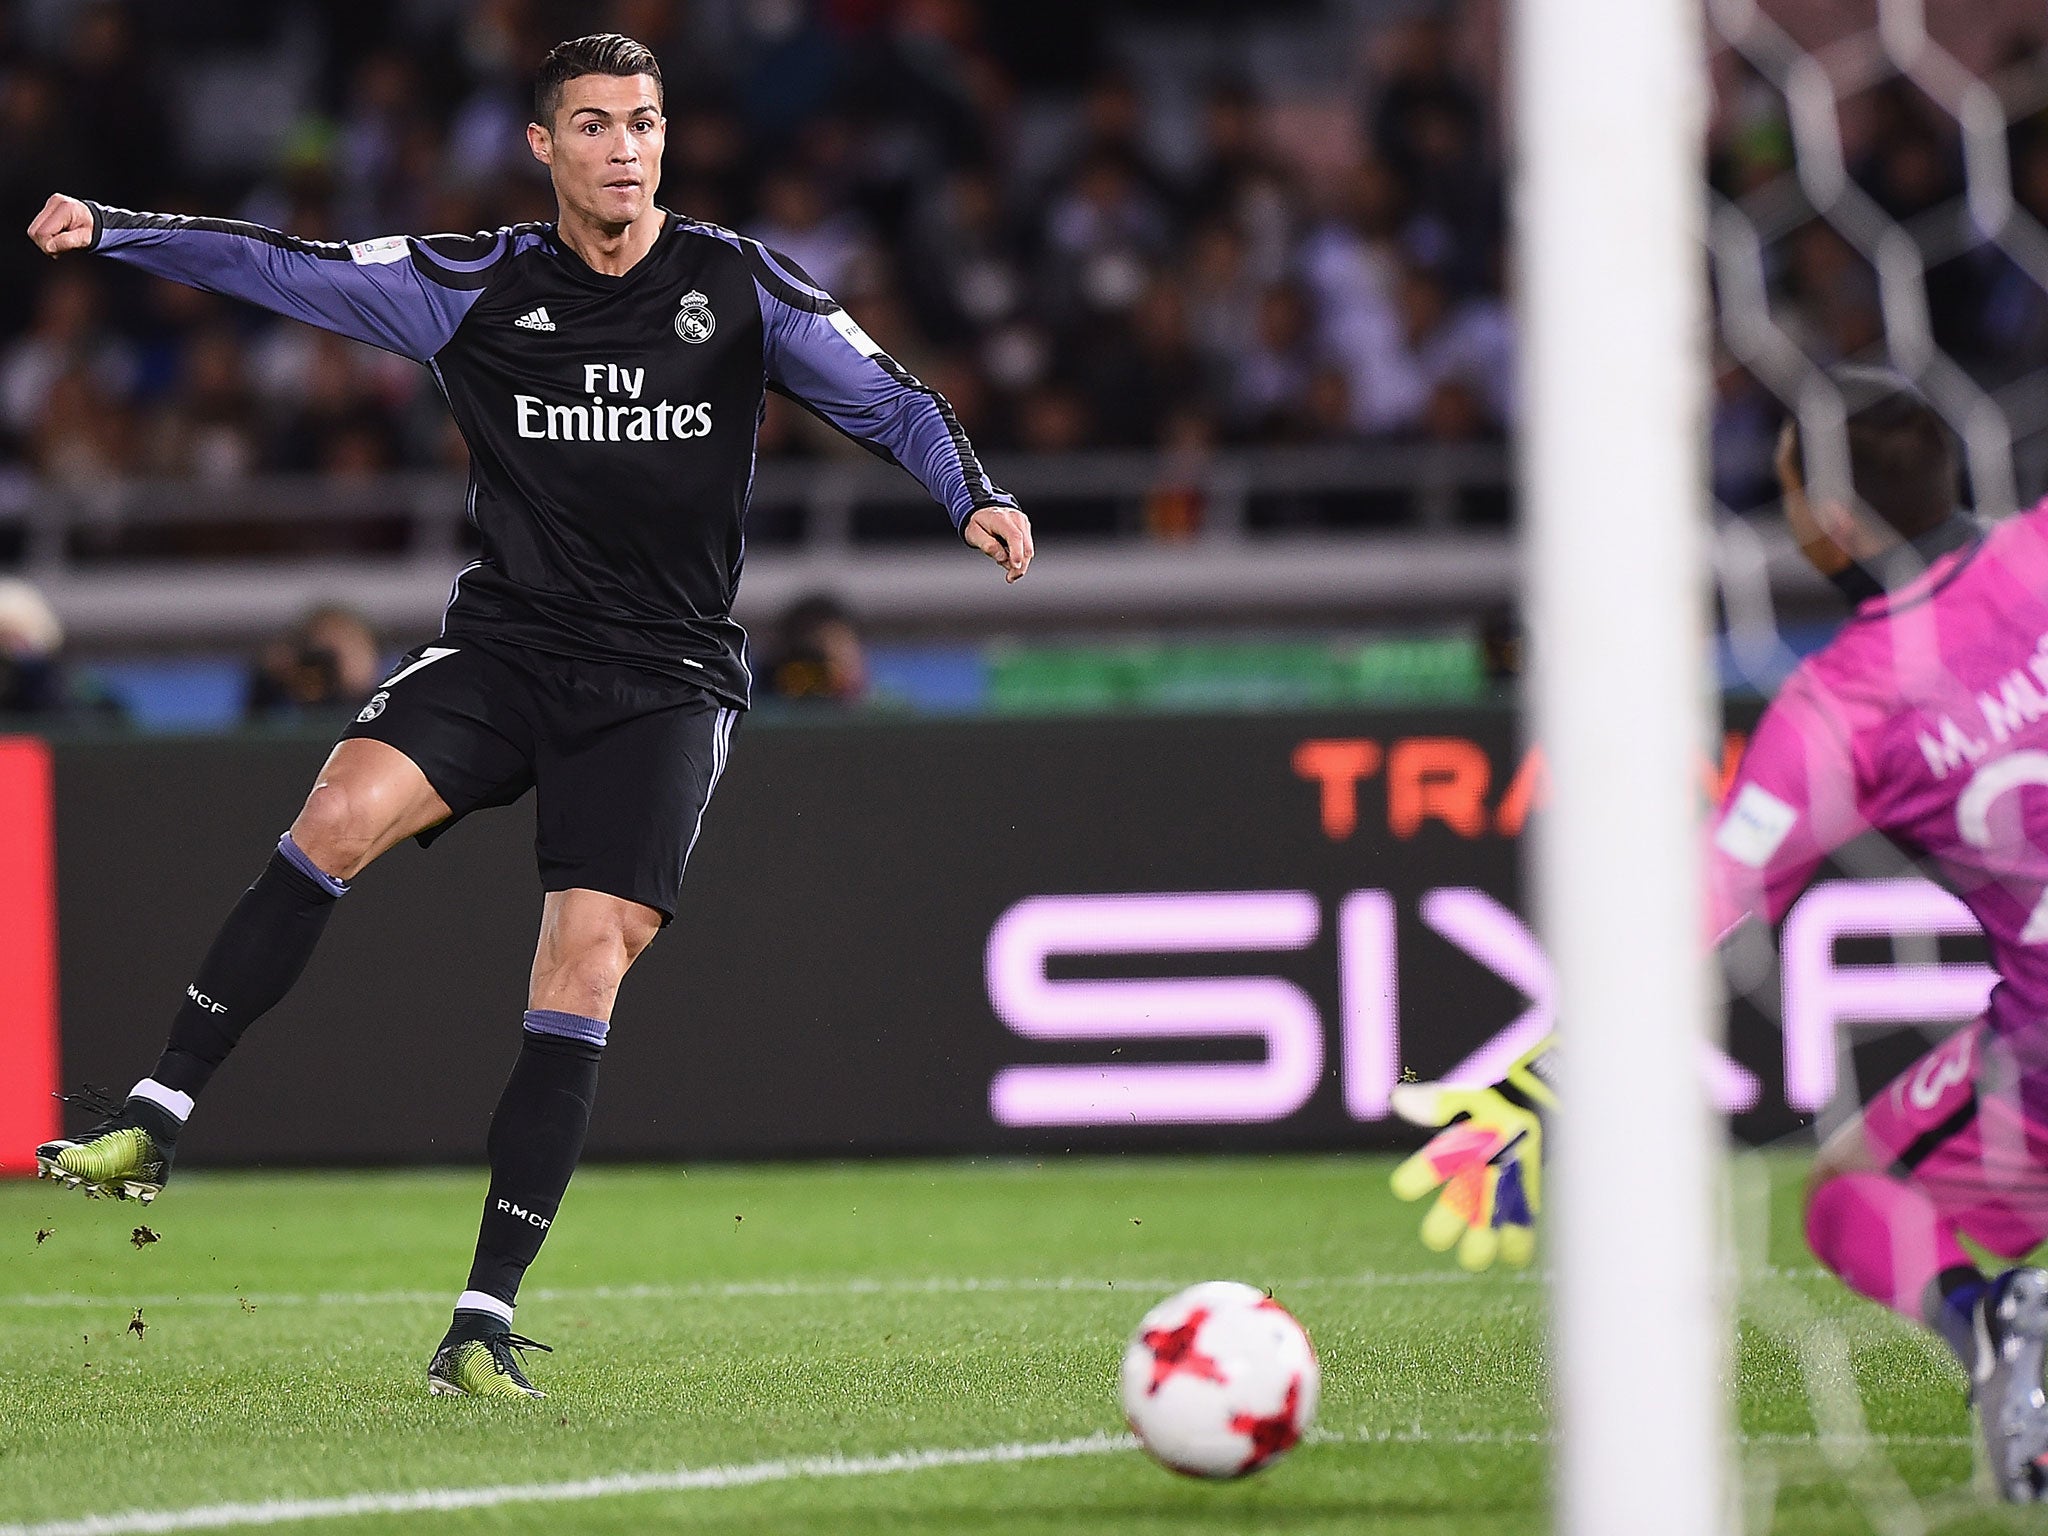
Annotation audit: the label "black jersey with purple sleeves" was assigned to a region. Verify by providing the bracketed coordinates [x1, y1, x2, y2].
[81, 203, 1016, 706]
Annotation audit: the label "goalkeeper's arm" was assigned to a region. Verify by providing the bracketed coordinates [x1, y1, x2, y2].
[1386, 651, 1869, 1269]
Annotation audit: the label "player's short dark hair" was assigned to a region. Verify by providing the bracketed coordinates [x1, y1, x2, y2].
[1790, 369, 1958, 539]
[533, 34, 663, 129]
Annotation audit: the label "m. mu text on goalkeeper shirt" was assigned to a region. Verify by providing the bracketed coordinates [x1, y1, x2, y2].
[512, 361, 712, 443]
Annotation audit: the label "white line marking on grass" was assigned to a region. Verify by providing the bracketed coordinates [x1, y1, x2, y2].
[0, 1433, 1134, 1536]
[0, 1424, 1976, 1536]
[0, 1269, 1561, 1311]
[0, 1265, 1839, 1313]
[1310, 1428, 1972, 1449]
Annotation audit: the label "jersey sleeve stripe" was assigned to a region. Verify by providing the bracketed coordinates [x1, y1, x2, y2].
[749, 242, 834, 306]
[93, 204, 353, 259]
[867, 350, 1012, 509]
[408, 246, 501, 290]
[737, 239, 835, 315]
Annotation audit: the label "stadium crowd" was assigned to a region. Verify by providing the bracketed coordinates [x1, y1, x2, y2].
[0, 0, 2041, 519]
[0, 0, 1516, 507]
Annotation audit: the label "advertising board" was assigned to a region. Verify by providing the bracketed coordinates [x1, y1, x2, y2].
[13, 710, 1993, 1164]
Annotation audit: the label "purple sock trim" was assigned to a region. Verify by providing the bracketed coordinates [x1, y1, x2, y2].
[524, 1009, 608, 1047]
[277, 833, 349, 897]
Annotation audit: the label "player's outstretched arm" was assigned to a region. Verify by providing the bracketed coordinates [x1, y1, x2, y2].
[964, 505, 1033, 583]
[748, 240, 1026, 563]
[1389, 1035, 1555, 1271]
[24, 193, 497, 363]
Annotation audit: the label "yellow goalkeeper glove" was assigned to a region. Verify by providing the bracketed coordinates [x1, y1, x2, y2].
[1388, 1037, 1557, 1271]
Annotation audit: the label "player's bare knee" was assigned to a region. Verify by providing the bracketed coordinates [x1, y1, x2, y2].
[290, 782, 372, 877]
[294, 773, 420, 879]
[546, 947, 626, 1014]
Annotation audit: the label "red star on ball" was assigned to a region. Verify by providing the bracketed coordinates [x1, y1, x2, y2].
[1230, 1376, 1304, 1473]
[1142, 1308, 1227, 1395]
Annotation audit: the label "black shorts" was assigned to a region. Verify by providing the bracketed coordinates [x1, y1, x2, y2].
[339, 636, 740, 922]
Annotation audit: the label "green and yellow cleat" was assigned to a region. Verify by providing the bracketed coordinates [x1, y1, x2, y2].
[36, 1123, 172, 1203]
[427, 1332, 552, 1399]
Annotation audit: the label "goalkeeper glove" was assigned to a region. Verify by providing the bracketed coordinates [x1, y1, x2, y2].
[1388, 1036, 1557, 1272]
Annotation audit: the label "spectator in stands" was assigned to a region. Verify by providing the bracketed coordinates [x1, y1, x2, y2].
[334, 51, 426, 235]
[1181, 219, 1263, 391]
[1852, 80, 1964, 223]
[752, 166, 876, 297]
[1981, 141, 2048, 386]
[1, 266, 134, 440]
[142, 326, 260, 482]
[29, 364, 133, 488]
[1015, 383, 1091, 454]
[267, 331, 407, 475]
[1057, 69, 1179, 213]
[1229, 281, 1320, 440]
[1072, 276, 1206, 449]
[1183, 77, 1268, 224]
[0, 64, 94, 335]
[856, 0, 1005, 181]
[244, 604, 384, 721]
[0, 576, 118, 719]
[904, 164, 1025, 346]
[1782, 223, 1884, 366]
[1183, 80, 1296, 286]
[763, 593, 868, 705]
[1368, 13, 1497, 291]
[1326, 257, 1509, 439]
[660, 101, 754, 229]
[0, 577, 68, 714]
[61, 1, 173, 210]
[129, 277, 222, 407]
[1299, 365, 1356, 445]
[1038, 149, 1172, 328]
[13, 0, 2048, 525]
[1711, 355, 1782, 514]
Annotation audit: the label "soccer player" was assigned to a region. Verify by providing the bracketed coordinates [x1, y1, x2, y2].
[25, 33, 1032, 1399]
[1394, 371, 2048, 1499]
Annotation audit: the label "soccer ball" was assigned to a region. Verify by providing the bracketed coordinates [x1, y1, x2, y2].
[1119, 1280, 1319, 1478]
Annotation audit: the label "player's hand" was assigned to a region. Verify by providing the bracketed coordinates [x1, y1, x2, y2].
[1388, 1037, 1557, 1272]
[27, 194, 93, 256]
[965, 505, 1033, 583]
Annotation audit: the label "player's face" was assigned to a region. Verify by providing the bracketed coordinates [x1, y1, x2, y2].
[530, 74, 665, 231]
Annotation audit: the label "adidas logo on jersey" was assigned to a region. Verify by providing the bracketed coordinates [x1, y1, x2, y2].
[514, 307, 557, 332]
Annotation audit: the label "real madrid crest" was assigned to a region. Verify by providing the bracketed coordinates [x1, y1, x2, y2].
[674, 290, 715, 344]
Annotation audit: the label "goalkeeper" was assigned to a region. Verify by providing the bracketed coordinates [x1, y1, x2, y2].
[1396, 371, 2048, 1501]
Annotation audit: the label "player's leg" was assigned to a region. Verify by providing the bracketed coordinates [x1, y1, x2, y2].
[1803, 1117, 1986, 1358]
[428, 887, 662, 1398]
[148, 740, 452, 1094]
[37, 739, 451, 1199]
[429, 685, 735, 1398]
[1804, 1022, 2048, 1500]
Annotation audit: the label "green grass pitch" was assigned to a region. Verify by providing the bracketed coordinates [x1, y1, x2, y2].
[0, 1155, 2008, 1534]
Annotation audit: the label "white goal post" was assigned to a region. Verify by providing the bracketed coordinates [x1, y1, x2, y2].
[1516, 0, 1731, 1531]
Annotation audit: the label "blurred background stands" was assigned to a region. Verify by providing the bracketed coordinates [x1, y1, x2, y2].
[0, 0, 2041, 721]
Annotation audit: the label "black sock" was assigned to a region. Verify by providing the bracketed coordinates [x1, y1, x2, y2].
[462, 1024, 605, 1312]
[150, 838, 346, 1099]
[1924, 1264, 1992, 1366]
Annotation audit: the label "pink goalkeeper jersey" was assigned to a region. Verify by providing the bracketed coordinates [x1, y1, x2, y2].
[1709, 502, 2048, 1048]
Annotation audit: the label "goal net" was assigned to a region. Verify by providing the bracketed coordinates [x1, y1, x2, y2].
[1529, 0, 2048, 1526]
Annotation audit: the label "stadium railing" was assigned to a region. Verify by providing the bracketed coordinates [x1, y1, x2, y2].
[1, 442, 1834, 642]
